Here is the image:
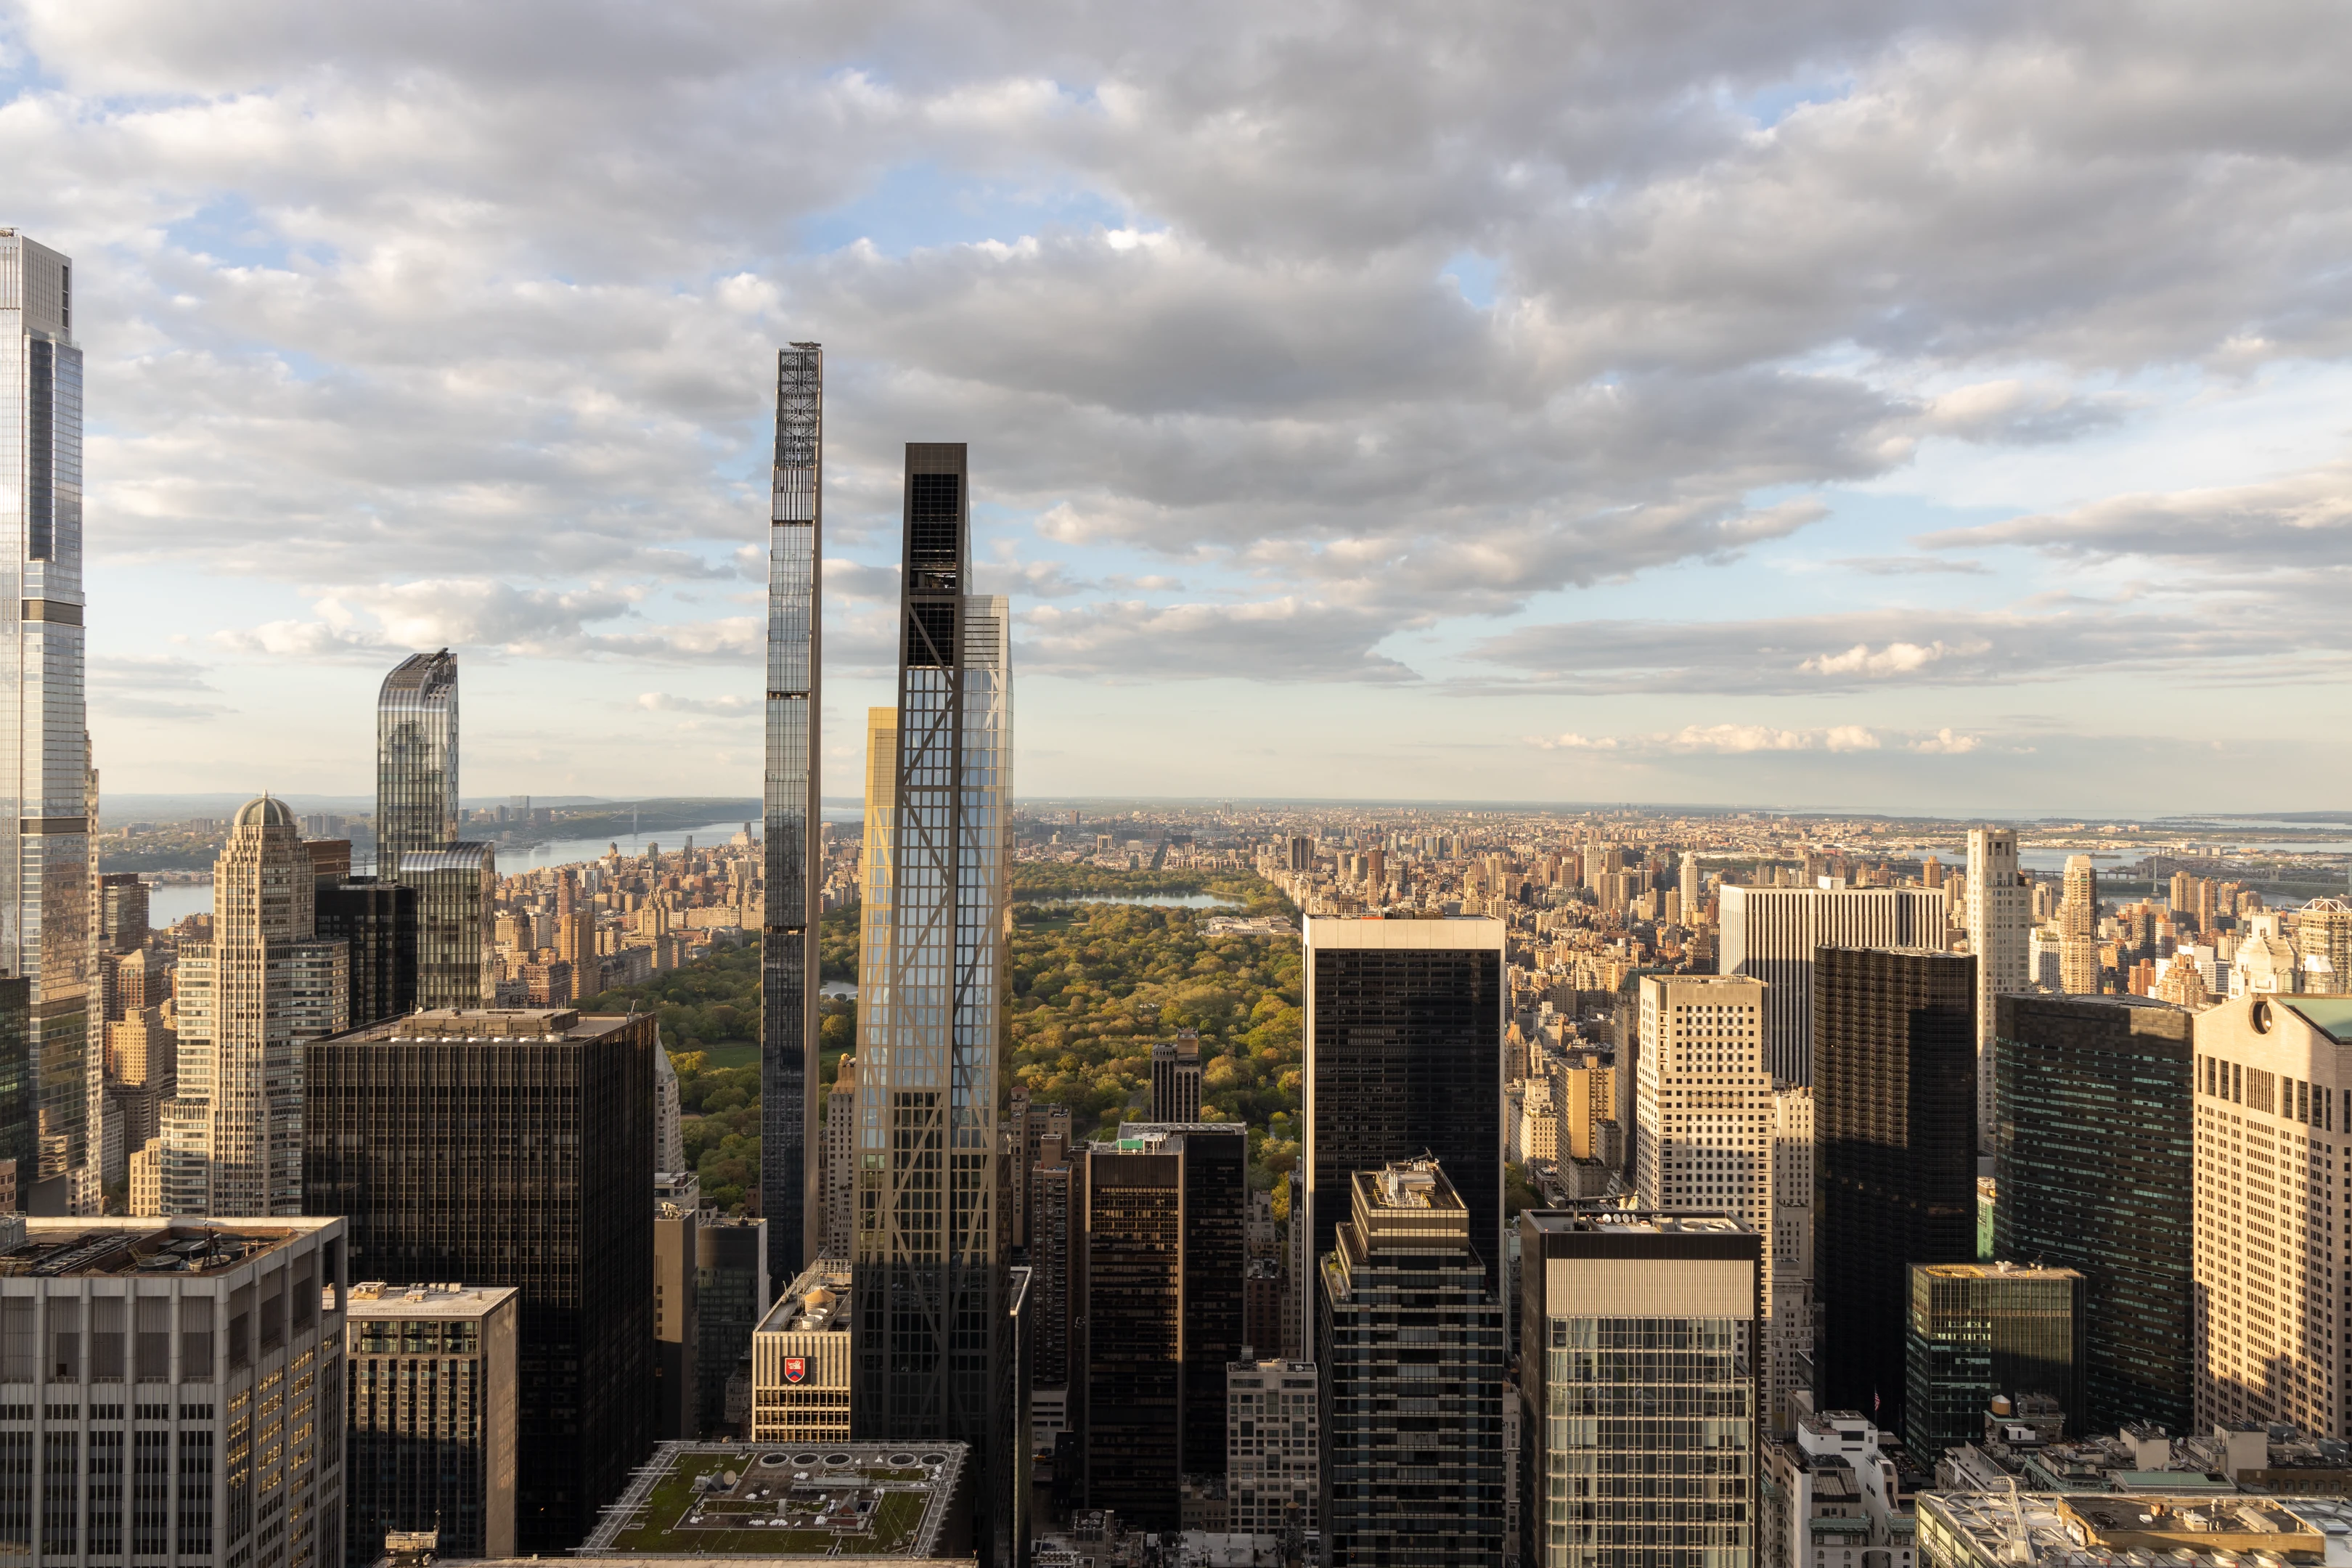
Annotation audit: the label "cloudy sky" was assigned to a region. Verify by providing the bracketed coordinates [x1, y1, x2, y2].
[10, 1, 2352, 814]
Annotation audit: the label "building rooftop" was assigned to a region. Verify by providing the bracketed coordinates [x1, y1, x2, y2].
[1920, 1493, 2352, 1568]
[581, 1441, 971, 1559]
[328, 1007, 644, 1042]
[346, 1281, 517, 1319]
[1522, 1206, 1752, 1237]
[2285, 997, 2352, 1045]
[756, 1260, 851, 1336]
[1916, 1261, 2085, 1283]
[1, 1218, 335, 1278]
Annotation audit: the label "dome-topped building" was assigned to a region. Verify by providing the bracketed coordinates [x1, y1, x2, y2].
[159, 789, 348, 1217]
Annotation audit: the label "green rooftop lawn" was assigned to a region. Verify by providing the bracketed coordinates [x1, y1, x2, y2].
[608, 1451, 931, 1555]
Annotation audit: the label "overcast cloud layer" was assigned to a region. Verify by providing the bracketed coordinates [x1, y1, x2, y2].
[9, 0, 2352, 809]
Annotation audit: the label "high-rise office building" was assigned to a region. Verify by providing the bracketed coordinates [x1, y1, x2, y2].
[1633, 974, 1769, 1228]
[1228, 1357, 1318, 1537]
[1320, 1159, 1505, 1565]
[761, 343, 823, 1279]
[162, 796, 348, 1217]
[1993, 993, 2194, 1432]
[1029, 1130, 1076, 1450]
[1678, 851, 1702, 925]
[821, 1053, 857, 1257]
[2192, 992, 2352, 1437]
[750, 1257, 854, 1442]
[1813, 946, 1975, 1434]
[2059, 855, 2102, 995]
[375, 650, 458, 877]
[1091, 1128, 1260, 1495]
[696, 1212, 771, 1436]
[303, 1005, 656, 1551]
[345, 1281, 520, 1561]
[851, 445, 1012, 1531]
[1519, 1205, 1762, 1568]
[653, 1193, 698, 1440]
[314, 876, 417, 1028]
[1, 231, 94, 1215]
[1903, 1262, 2084, 1460]
[1719, 886, 1945, 1085]
[0, 1214, 348, 1568]
[1965, 828, 2026, 1149]
[1151, 1029, 1204, 1123]
[1768, 1085, 1816, 1429]
[2293, 899, 2352, 990]
[1302, 915, 1506, 1350]
[1008, 1089, 1071, 1257]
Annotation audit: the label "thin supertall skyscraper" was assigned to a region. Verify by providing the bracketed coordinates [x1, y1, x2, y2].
[852, 445, 1011, 1487]
[762, 343, 823, 1279]
[375, 649, 459, 875]
[1965, 827, 2025, 1150]
[0, 229, 94, 1213]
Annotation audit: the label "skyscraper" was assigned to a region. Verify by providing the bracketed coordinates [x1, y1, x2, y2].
[1, 230, 94, 1214]
[1679, 851, 1702, 924]
[851, 445, 1011, 1521]
[344, 1281, 522, 1561]
[375, 650, 458, 876]
[1813, 945, 1975, 1433]
[162, 796, 349, 1217]
[405, 842, 495, 1008]
[1903, 1262, 2084, 1461]
[1718, 886, 1945, 1084]
[1965, 828, 2026, 1149]
[762, 342, 823, 1278]
[1993, 992, 2194, 1432]
[2059, 854, 2102, 995]
[1320, 1159, 1505, 1565]
[1519, 1205, 1761, 1568]
[2192, 992, 2352, 1437]
[304, 1005, 657, 1551]
[1301, 915, 1505, 1351]
[1151, 1029, 1204, 1122]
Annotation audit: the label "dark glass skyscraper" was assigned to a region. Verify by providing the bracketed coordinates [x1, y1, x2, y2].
[1302, 916, 1505, 1348]
[1072, 1122, 1246, 1526]
[1, 230, 94, 1214]
[762, 343, 822, 1279]
[315, 877, 420, 1027]
[851, 444, 1011, 1530]
[1813, 946, 1975, 1432]
[375, 650, 459, 876]
[1903, 1262, 2084, 1461]
[1993, 992, 2194, 1432]
[1320, 1159, 1505, 1566]
[303, 1005, 656, 1553]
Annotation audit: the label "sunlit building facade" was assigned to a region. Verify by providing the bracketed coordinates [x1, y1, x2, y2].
[0, 229, 94, 1213]
[762, 343, 823, 1279]
[375, 650, 458, 877]
[163, 796, 348, 1216]
[851, 444, 1011, 1537]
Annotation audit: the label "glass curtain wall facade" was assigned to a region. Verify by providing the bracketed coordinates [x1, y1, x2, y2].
[1993, 993, 2193, 1433]
[1813, 946, 1976, 1434]
[761, 343, 822, 1281]
[404, 844, 494, 1010]
[0, 231, 93, 1214]
[851, 444, 1010, 1537]
[1521, 1208, 1762, 1568]
[375, 651, 458, 878]
[1903, 1262, 2084, 1461]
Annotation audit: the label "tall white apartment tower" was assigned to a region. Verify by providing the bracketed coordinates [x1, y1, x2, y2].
[2192, 992, 2352, 1438]
[1679, 852, 1702, 924]
[0, 231, 94, 1214]
[1965, 828, 2026, 1153]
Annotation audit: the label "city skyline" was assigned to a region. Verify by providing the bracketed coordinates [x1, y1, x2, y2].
[0, 10, 2345, 813]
